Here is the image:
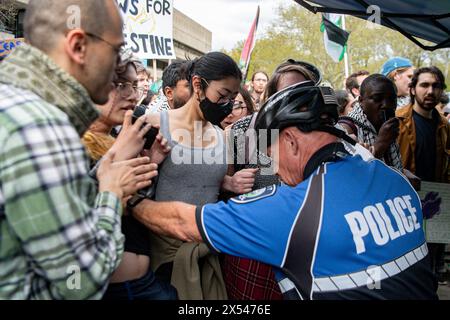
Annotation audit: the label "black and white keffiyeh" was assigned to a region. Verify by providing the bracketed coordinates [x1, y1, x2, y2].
[343, 102, 403, 171]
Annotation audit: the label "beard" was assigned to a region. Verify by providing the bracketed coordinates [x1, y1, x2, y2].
[415, 95, 438, 111]
[173, 96, 187, 109]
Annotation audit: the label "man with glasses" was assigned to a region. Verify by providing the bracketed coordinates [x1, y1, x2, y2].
[0, 0, 153, 299]
[250, 71, 269, 110]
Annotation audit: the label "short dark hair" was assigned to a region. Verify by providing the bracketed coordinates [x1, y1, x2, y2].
[251, 71, 269, 82]
[360, 74, 396, 98]
[162, 60, 189, 90]
[409, 66, 447, 103]
[346, 70, 370, 94]
[335, 90, 350, 114]
[185, 52, 242, 94]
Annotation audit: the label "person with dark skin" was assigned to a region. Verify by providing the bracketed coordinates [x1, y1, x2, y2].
[339, 74, 423, 190]
[339, 75, 401, 164]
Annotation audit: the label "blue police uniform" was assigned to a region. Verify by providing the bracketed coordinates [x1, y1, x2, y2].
[196, 148, 437, 300]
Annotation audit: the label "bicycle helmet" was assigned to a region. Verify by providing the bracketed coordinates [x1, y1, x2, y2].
[255, 80, 355, 145]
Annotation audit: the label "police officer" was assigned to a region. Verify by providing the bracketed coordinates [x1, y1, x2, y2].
[133, 81, 437, 300]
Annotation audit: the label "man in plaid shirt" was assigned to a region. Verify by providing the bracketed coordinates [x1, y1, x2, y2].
[0, 0, 154, 299]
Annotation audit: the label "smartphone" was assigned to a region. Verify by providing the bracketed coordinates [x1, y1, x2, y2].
[381, 108, 396, 124]
[132, 105, 159, 149]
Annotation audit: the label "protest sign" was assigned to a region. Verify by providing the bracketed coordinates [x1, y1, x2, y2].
[418, 181, 450, 244]
[118, 0, 176, 59]
[0, 38, 25, 59]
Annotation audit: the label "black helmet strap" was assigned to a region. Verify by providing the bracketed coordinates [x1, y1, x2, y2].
[315, 125, 357, 146]
[303, 142, 350, 180]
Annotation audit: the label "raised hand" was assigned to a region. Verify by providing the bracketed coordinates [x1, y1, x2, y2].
[142, 130, 171, 165]
[110, 110, 155, 162]
[374, 117, 400, 158]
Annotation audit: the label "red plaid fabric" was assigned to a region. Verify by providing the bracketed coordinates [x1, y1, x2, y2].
[222, 255, 283, 300]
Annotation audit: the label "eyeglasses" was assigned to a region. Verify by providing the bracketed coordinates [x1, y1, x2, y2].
[85, 32, 124, 64]
[115, 82, 145, 99]
[231, 101, 248, 116]
[253, 78, 268, 83]
[201, 78, 236, 107]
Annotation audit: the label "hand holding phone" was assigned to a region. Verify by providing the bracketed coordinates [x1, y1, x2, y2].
[132, 105, 159, 149]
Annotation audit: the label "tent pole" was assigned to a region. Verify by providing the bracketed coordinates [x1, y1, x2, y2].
[342, 15, 350, 79]
[153, 59, 158, 82]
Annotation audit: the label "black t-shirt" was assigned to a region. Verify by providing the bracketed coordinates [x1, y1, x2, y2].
[413, 110, 439, 181]
[122, 212, 152, 257]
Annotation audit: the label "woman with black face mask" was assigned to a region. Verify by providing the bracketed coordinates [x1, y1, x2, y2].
[140, 52, 246, 300]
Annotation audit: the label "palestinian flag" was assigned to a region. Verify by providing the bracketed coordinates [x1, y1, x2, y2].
[320, 14, 349, 63]
[239, 6, 260, 81]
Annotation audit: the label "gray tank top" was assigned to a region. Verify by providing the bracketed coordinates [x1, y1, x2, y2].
[155, 111, 228, 206]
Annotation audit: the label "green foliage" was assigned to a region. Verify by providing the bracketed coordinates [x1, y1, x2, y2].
[224, 3, 450, 89]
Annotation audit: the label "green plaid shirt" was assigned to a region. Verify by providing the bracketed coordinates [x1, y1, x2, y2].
[0, 45, 124, 300]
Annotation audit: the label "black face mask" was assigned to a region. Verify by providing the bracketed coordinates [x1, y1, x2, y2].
[199, 97, 233, 126]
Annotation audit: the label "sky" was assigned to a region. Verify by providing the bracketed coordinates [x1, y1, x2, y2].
[173, 0, 294, 51]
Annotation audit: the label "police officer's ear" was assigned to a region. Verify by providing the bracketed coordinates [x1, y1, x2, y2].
[282, 128, 300, 156]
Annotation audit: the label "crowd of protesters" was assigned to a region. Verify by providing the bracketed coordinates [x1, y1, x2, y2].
[0, 0, 449, 300]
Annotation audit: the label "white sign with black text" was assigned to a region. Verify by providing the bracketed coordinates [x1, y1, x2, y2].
[118, 0, 176, 59]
